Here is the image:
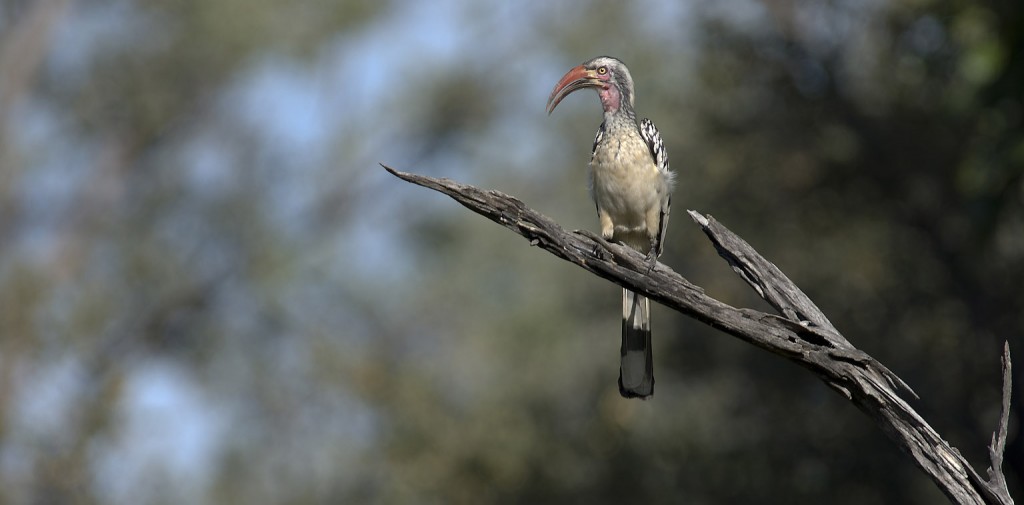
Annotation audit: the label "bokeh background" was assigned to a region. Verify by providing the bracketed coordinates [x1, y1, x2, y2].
[0, 0, 1021, 503]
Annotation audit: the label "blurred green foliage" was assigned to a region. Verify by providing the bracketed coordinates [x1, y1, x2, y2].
[0, 0, 1019, 504]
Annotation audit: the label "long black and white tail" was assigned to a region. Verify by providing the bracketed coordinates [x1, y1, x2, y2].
[619, 288, 653, 398]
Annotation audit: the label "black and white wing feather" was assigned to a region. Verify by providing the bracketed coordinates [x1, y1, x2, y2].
[587, 121, 607, 215]
[639, 118, 669, 175]
[638, 118, 674, 257]
[589, 120, 606, 163]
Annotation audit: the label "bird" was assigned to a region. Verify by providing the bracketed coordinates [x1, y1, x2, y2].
[546, 56, 675, 399]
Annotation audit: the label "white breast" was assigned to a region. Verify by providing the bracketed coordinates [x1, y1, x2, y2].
[591, 137, 660, 216]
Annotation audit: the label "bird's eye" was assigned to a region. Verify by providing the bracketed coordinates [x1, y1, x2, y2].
[597, 67, 608, 75]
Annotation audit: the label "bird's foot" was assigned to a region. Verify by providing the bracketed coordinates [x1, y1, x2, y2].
[644, 249, 658, 274]
[577, 229, 614, 259]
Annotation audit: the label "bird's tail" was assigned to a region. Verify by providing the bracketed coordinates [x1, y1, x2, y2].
[619, 288, 653, 398]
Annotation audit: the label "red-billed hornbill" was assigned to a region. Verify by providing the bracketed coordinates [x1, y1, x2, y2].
[547, 56, 675, 399]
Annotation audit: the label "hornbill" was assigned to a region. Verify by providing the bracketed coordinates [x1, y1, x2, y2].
[547, 56, 675, 399]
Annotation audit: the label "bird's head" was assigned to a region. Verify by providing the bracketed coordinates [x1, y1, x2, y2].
[546, 56, 635, 115]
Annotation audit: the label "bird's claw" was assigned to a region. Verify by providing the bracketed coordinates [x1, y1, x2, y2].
[644, 249, 658, 274]
[577, 229, 612, 259]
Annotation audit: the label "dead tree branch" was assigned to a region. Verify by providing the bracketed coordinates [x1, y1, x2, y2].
[382, 164, 1015, 505]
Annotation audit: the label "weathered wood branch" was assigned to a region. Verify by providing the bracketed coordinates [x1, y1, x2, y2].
[382, 164, 1014, 505]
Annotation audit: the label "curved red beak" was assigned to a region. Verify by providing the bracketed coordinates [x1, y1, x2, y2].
[546, 65, 602, 115]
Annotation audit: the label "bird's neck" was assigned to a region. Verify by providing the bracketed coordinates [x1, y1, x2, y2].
[603, 105, 636, 129]
[599, 83, 632, 111]
[599, 84, 636, 124]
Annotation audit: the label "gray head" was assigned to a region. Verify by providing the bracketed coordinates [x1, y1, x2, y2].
[546, 56, 636, 115]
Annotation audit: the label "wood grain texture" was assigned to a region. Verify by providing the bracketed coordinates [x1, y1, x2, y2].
[383, 164, 1014, 505]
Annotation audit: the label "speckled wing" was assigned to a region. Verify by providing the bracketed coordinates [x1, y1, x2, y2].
[639, 118, 673, 257]
[589, 121, 606, 163]
[588, 121, 607, 215]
